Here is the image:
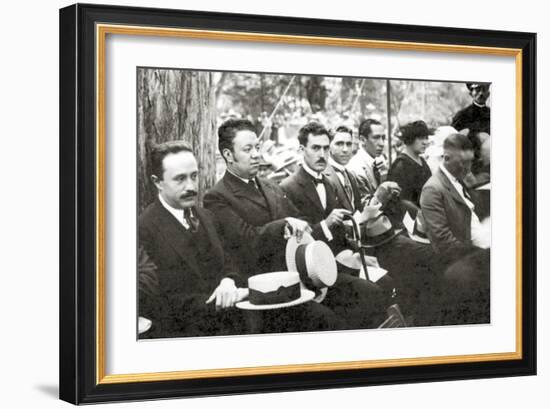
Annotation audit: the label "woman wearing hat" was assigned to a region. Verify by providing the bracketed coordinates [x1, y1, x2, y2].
[387, 120, 433, 217]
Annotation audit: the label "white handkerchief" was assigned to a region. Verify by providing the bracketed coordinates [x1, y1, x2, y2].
[361, 266, 388, 283]
[403, 211, 415, 234]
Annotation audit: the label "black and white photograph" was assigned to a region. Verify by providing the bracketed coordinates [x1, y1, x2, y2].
[136, 68, 492, 340]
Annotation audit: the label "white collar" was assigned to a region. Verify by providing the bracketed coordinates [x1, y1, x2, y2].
[356, 147, 376, 166]
[158, 193, 184, 221]
[302, 162, 323, 180]
[226, 168, 251, 185]
[439, 163, 459, 184]
[473, 101, 487, 108]
[329, 157, 347, 172]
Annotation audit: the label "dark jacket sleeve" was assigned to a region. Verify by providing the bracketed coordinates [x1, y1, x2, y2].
[203, 189, 289, 267]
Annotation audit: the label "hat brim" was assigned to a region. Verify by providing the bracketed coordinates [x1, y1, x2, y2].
[362, 228, 404, 248]
[285, 231, 314, 272]
[235, 289, 315, 310]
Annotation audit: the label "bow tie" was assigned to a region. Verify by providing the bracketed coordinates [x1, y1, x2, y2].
[313, 177, 324, 185]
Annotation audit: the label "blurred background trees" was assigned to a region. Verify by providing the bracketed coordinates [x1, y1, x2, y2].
[137, 68, 475, 212]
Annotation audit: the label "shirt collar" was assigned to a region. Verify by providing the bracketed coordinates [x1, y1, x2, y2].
[329, 157, 347, 172]
[226, 168, 251, 185]
[439, 163, 458, 184]
[357, 147, 376, 166]
[302, 162, 323, 180]
[158, 193, 184, 221]
[473, 101, 487, 108]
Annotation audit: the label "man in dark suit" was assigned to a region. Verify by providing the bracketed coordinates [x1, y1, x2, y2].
[204, 119, 344, 332]
[138, 141, 246, 338]
[451, 83, 491, 134]
[280, 122, 389, 328]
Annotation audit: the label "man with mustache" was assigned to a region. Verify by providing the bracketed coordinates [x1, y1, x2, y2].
[280, 122, 388, 329]
[204, 118, 344, 333]
[138, 141, 246, 338]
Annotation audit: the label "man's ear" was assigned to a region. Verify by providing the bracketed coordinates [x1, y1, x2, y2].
[222, 148, 233, 163]
[151, 175, 161, 190]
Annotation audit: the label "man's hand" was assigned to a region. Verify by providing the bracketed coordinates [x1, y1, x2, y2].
[284, 217, 312, 242]
[375, 181, 401, 205]
[206, 278, 242, 310]
[324, 208, 352, 229]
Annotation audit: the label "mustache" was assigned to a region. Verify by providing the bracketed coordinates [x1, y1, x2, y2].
[316, 158, 327, 164]
[180, 191, 198, 199]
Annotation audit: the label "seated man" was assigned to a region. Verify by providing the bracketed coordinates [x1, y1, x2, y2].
[420, 133, 489, 261]
[138, 141, 246, 338]
[204, 118, 344, 333]
[280, 122, 390, 329]
[324, 125, 442, 325]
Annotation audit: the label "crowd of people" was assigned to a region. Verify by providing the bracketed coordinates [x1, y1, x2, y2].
[138, 82, 491, 339]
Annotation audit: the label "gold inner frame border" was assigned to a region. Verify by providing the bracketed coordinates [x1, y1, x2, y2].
[95, 23, 523, 385]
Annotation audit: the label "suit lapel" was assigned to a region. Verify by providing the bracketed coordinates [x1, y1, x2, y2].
[324, 166, 353, 211]
[150, 200, 201, 276]
[195, 208, 224, 263]
[224, 171, 269, 211]
[296, 167, 325, 213]
[437, 169, 469, 208]
[256, 178, 279, 220]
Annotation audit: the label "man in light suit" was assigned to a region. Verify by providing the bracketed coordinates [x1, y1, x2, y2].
[420, 133, 488, 260]
[138, 141, 246, 338]
[420, 133, 490, 324]
[204, 119, 344, 333]
[347, 118, 388, 198]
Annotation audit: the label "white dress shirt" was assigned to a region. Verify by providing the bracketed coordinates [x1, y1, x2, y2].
[439, 164, 487, 249]
[301, 163, 333, 241]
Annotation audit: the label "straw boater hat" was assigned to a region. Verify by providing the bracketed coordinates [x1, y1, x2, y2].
[360, 212, 403, 248]
[285, 232, 337, 288]
[236, 271, 315, 310]
[409, 211, 430, 244]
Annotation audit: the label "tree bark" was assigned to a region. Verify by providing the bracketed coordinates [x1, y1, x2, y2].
[137, 69, 217, 213]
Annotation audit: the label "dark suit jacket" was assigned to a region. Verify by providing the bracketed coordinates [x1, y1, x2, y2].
[138, 198, 233, 336]
[280, 166, 348, 253]
[203, 171, 304, 278]
[451, 103, 490, 134]
[420, 168, 475, 257]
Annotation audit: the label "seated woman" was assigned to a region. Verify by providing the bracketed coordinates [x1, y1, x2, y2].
[387, 120, 433, 217]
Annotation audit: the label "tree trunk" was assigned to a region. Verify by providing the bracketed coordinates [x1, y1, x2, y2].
[137, 69, 217, 214]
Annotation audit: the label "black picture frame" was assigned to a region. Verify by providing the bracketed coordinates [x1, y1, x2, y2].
[59, 3, 536, 404]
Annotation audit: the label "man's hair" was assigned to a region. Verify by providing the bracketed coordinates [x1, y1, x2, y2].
[334, 125, 353, 136]
[358, 118, 382, 138]
[443, 133, 474, 152]
[218, 118, 257, 157]
[297, 121, 331, 146]
[151, 141, 193, 180]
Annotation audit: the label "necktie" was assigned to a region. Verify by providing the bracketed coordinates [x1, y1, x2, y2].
[372, 162, 381, 186]
[335, 167, 353, 205]
[183, 208, 199, 233]
[459, 180, 472, 201]
[313, 177, 324, 186]
[248, 179, 259, 191]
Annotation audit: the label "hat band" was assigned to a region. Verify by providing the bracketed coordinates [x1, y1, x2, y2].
[249, 283, 301, 306]
[363, 227, 397, 247]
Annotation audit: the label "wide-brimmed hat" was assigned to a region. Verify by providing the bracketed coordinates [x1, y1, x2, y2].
[335, 249, 388, 283]
[236, 271, 315, 310]
[409, 211, 430, 244]
[285, 232, 337, 288]
[360, 213, 403, 248]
